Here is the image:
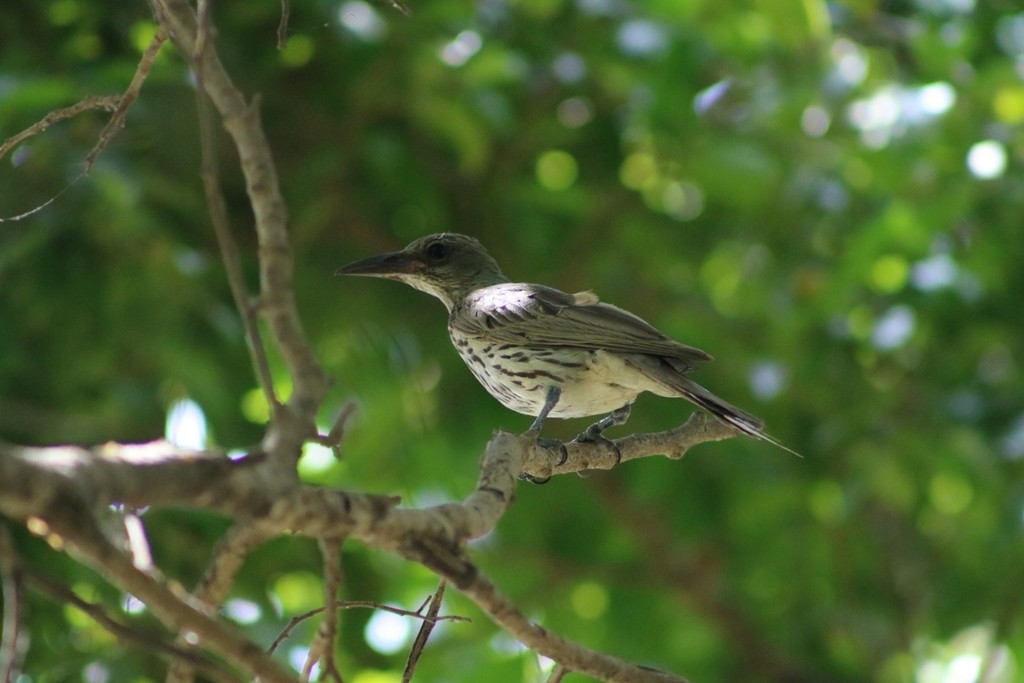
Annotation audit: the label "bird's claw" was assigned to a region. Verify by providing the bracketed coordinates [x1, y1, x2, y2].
[572, 427, 622, 468]
[536, 437, 569, 465]
[519, 436, 566, 485]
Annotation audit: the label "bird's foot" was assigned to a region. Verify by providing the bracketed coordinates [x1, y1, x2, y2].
[569, 403, 629, 475]
[536, 437, 569, 465]
[518, 435, 567, 485]
[571, 424, 622, 473]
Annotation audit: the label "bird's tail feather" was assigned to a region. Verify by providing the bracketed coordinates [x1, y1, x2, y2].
[645, 368, 802, 458]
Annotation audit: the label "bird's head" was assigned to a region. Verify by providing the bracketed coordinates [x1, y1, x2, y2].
[335, 233, 508, 311]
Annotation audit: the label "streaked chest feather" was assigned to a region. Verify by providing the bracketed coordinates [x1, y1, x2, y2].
[447, 327, 640, 418]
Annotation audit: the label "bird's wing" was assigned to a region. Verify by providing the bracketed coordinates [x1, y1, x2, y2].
[455, 283, 713, 367]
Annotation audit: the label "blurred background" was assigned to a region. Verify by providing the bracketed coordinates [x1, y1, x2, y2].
[2, 0, 1023, 681]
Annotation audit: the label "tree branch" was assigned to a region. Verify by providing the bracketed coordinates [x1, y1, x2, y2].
[167, 520, 280, 683]
[1, 414, 733, 681]
[83, 22, 169, 172]
[152, 0, 330, 429]
[0, 96, 120, 163]
[523, 411, 744, 479]
[0, 3, 754, 680]
[195, 84, 279, 412]
[461, 571, 688, 683]
[23, 569, 238, 683]
[0, 525, 25, 683]
[303, 536, 344, 682]
[403, 580, 447, 683]
[38, 494, 299, 683]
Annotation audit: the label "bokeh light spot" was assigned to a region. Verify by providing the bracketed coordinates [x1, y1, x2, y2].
[130, 21, 159, 54]
[871, 305, 916, 350]
[570, 581, 609, 620]
[868, 254, 909, 293]
[351, 671, 401, 683]
[338, 1, 385, 41]
[619, 152, 656, 190]
[536, 150, 578, 190]
[801, 105, 831, 137]
[280, 34, 315, 67]
[966, 140, 1007, 179]
[617, 19, 668, 57]
[241, 387, 271, 424]
[224, 598, 262, 625]
[165, 398, 207, 450]
[749, 361, 787, 400]
[557, 97, 592, 128]
[808, 480, 847, 523]
[365, 609, 411, 654]
[552, 52, 586, 83]
[929, 473, 973, 515]
[912, 254, 958, 291]
[440, 30, 482, 67]
[271, 572, 324, 614]
[994, 85, 1024, 124]
[661, 181, 703, 221]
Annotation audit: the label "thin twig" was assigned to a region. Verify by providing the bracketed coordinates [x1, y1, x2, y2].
[46, 498, 297, 683]
[195, 84, 279, 411]
[0, 96, 120, 162]
[458, 572, 688, 683]
[153, 0, 329, 426]
[195, 522, 275, 607]
[122, 506, 154, 571]
[167, 521, 275, 683]
[23, 569, 239, 683]
[0, 95, 118, 224]
[0, 526, 25, 683]
[387, 0, 412, 16]
[84, 23, 169, 173]
[277, 0, 291, 49]
[302, 536, 344, 683]
[546, 664, 571, 683]
[402, 579, 446, 682]
[0, 174, 86, 223]
[314, 401, 359, 456]
[269, 598, 470, 656]
[195, 0, 210, 59]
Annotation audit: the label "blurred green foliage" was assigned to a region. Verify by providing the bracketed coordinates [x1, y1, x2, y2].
[2, 0, 1023, 681]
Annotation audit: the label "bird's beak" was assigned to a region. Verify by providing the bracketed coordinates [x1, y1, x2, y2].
[334, 250, 424, 278]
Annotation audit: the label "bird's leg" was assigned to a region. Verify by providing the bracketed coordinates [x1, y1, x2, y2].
[521, 386, 566, 485]
[582, 403, 632, 438]
[572, 403, 632, 466]
[527, 385, 561, 434]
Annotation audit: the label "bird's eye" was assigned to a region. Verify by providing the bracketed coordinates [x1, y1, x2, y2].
[425, 241, 448, 261]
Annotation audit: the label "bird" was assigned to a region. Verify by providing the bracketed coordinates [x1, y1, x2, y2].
[335, 232, 799, 457]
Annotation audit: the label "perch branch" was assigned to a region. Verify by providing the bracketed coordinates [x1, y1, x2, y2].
[522, 411, 744, 480]
[0, 410, 734, 682]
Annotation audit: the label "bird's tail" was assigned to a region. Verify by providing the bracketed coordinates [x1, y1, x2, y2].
[637, 362, 802, 457]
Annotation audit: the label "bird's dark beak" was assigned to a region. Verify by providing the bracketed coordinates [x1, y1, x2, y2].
[334, 250, 424, 277]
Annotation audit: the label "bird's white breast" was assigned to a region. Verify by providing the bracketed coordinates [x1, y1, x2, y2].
[449, 330, 641, 419]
